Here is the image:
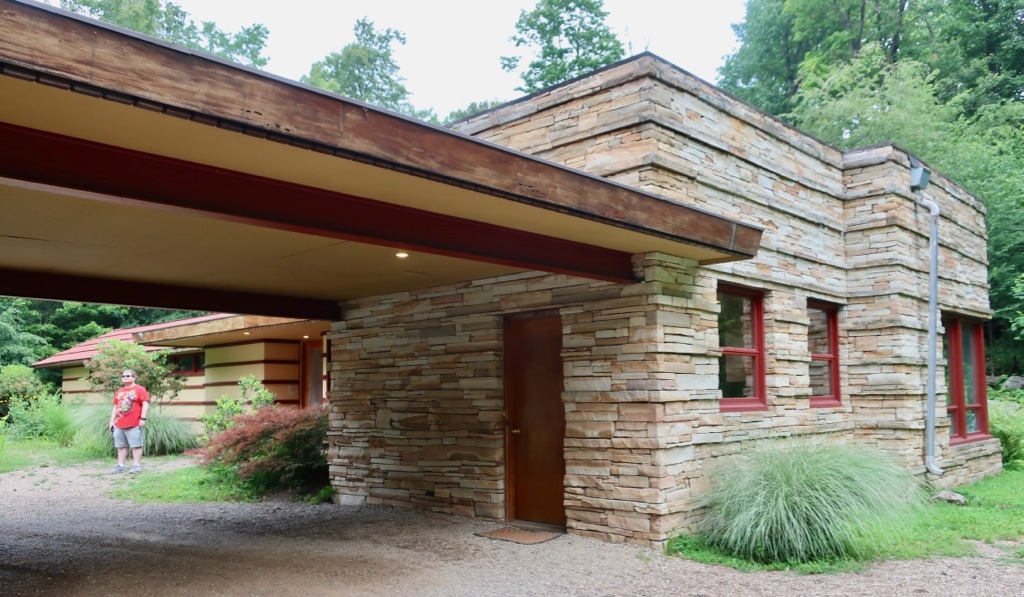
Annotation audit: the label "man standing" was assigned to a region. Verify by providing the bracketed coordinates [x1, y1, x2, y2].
[108, 369, 149, 474]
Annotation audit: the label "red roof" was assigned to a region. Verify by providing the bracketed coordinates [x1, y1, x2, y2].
[32, 313, 234, 369]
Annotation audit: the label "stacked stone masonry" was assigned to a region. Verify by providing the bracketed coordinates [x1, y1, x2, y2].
[327, 54, 1001, 547]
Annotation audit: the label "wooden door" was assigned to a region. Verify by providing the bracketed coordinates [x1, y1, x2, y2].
[504, 312, 566, 526]
[300, 338, 325, 408]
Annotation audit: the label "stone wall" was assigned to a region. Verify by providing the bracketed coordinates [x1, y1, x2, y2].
[453, 54, 1000, 496]
[326, 54, 1000, 547]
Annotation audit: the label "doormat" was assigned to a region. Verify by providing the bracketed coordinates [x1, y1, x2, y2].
[475, 526, 562, 545]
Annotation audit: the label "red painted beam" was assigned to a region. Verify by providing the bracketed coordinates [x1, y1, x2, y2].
[0, 123, 637, 284]
[0, 268, 341, 320]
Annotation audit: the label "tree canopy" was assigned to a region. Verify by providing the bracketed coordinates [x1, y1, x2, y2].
[301, 18, 433, 120]
[61, 0, 269, 67]
[501, 0, 625, 93]
[722, 0, 1024, 372]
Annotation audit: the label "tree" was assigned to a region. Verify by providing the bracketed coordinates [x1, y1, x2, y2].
[718, 0, 807, 116]
[787, 45, 955, 154]
[302, 18, 432, 119]
[926, 0, 1024, 111]
[60, 0, 269, 67]
[0, 300, 48, 368]
[788, 48, 1024, 373]
[501, 0, 625, 93]
[443, 99, 508, 125]
[85, 339, 184, 407]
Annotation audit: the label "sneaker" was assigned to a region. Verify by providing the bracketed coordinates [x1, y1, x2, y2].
[129, 465, 142, 474]
[111, 464, 125, 473]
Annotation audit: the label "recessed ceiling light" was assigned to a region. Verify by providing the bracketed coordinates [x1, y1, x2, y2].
[396, 251, 409, 259]
[302, 335, 309, 339]
[243, 332, 250, 335]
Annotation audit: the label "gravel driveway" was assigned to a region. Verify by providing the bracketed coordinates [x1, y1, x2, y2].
[1, 456, 1022, 596]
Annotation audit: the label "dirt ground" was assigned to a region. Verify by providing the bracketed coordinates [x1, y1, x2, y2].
[2, 456, 1022, 596]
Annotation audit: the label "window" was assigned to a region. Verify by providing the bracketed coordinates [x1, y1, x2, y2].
[718, 284, 766, 411]
[168, 352, 205, 376]
[942, 318, 989, 444]
[808, 301, 841, 407]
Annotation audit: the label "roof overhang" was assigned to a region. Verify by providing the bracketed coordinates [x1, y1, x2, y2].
[134, 315, 331, 348]
[0, 0, 761, 319]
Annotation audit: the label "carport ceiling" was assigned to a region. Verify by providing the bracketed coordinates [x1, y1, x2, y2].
[0, 1, 761, 320]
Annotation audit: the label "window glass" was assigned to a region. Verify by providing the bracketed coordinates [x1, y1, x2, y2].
[719, 294, 753, 348]
[719, 354, 756, 398]
[807, 307, 830, 355]
[943, 317, 989, 443]
[809, 360, 832, 397]
[717, 285, 765, 410]
[808, 302, 840, 406]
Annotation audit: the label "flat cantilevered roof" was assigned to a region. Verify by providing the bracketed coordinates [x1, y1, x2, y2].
[0, 0, 761, 319]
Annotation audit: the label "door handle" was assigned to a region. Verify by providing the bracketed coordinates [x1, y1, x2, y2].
[510, 428, 521, 435]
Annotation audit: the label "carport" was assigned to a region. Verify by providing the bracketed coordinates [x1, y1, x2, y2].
[0, 0, 761, 542]
[0, 0, 756, 316]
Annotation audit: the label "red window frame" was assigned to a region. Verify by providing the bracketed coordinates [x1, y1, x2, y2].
[168, 352, 205, 377]
[943, 317, 990, 444]
[808, 301, 841, 408]
[717, 284, 767, 412]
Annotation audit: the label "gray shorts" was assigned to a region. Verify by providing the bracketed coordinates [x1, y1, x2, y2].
[113, 426, 143, 449]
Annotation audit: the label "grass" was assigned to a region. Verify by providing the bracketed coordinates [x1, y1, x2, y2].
[694, 439, 924, 564]
[668, 465, 1024, 572]
[108, 462, 258, 503]
[0, 437, 100, 473]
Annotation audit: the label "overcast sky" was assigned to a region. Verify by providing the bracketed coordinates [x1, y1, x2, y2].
[63, 0, 750, 117]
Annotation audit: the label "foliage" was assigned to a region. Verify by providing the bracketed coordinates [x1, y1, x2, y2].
[717, 0, 806, 116]
[85, 339, 184, 406]
[443, 99, 508, 125]
[197, 403, 329, 494]
[695, 437, 923, 564]
[302, 18, 432, 120]
[787, 46, 954, 155]
[988, 397, 1024, 465]
[1013, 274, 1024, 340]
[501, 0, 624, 93]
[0, 300, 49, 368]
[198, 375, 278, 439]
[3, 392, 76, 445]
[61, 0, 269, 67]
[0, 364, 48, 419]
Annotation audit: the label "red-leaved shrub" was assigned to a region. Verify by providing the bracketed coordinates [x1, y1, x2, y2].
[197, 403, 328, 492]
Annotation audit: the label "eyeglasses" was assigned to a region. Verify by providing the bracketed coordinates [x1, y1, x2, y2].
[121, 374, 134, 378]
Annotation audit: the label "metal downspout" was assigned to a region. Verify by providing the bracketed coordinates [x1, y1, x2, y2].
[912, 157, 945, 476]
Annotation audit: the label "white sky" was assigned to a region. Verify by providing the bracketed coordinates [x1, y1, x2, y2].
[58, 0, 749, 117]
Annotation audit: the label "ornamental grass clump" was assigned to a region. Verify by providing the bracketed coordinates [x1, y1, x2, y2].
[697, 437, 924, 564]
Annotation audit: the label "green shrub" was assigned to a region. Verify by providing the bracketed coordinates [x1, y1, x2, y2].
[198, 375, 277, 439]
[695, 437, 924, 564]
[196, 403, 328, 494]
[989, 387, 1024, 405]
[4, 391, 75, 443]
[988, 400, 1024, 465]
[0, 364, 48, 419]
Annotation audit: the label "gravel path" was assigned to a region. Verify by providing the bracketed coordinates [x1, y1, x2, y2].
[1, 456, 1022, 596]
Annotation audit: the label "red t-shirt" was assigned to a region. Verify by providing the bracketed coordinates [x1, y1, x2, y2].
[113, 384, 150, 428]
